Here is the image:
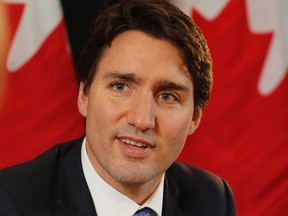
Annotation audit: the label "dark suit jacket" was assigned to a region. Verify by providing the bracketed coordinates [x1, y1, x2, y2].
[0, 138, 236, 216]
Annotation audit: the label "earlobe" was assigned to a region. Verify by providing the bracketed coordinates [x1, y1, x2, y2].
[78, 82, 88, 117]
[188, 109, 202, 135]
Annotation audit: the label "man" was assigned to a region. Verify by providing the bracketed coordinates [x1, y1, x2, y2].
[0, 0, 236, 215]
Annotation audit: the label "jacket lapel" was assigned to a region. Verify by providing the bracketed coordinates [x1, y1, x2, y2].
[163, 169, 196, 216]
[55, 138, 97, 216]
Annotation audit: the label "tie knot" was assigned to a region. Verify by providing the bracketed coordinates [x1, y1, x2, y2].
[133, 207, 154, 216]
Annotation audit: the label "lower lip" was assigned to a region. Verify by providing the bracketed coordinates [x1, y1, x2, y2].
[117, 139, 152, 158]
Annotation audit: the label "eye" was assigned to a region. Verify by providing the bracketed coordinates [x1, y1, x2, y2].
[159, 92, 179, 102]
[112, 82, 128, 92]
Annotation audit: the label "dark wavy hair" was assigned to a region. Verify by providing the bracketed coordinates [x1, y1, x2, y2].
[77, 0, 212, 111]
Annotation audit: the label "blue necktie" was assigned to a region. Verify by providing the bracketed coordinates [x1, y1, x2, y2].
[133, 207, 155, 216]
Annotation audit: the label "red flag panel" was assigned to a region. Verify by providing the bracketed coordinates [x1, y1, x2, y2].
[0, 3, 84, 168]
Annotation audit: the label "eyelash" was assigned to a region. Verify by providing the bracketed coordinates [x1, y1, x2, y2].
[110, 81, 129, 92]
[159, 92, 180, 103]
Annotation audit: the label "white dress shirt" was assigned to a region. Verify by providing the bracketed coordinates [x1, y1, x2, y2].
[81, 138, 164, 216]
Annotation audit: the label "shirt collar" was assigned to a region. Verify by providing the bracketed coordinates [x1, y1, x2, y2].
[81, 137, 164, 216]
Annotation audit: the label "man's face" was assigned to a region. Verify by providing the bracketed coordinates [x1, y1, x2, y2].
[78, 30, 201, 189]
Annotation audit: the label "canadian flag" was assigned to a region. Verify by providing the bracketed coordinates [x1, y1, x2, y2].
[1, 1, 287, 215]
[172, 0, 288, 216]
[0, 0, 84, 168]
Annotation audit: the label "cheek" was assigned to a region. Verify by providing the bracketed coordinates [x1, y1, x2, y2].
[86, 96, 125, 135]
[85, 99, 118, 156]
[85, 99, 106, 133]
[161, 111, 192, 139]
[88, 94, 114, 118]
[159, 113, 192, 153]
[155, 118, 189, 171]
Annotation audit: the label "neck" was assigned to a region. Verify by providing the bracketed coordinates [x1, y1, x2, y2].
[111, 175, 163, 205]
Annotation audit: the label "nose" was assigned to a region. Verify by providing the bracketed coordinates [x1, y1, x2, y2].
[126, 92, 156, 131]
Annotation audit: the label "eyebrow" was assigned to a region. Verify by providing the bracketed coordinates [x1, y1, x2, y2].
[155, 80, 190, 93]
[104, 72, 142, 84]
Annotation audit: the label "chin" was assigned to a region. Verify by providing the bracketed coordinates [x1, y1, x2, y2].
[112, 167, 159, 185]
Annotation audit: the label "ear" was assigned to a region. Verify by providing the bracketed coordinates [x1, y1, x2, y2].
[78, 82, 88, 117]
[188, 109, 202, 135]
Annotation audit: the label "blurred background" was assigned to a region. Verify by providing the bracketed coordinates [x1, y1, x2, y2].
[0, 0, 287, 215]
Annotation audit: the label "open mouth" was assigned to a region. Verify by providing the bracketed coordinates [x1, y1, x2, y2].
[120, 138, 148, 149]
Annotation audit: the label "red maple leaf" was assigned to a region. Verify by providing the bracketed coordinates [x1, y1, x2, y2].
[178, 0, 288, 215]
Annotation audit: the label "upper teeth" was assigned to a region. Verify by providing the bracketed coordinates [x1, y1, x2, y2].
[121, 138, 147, 148]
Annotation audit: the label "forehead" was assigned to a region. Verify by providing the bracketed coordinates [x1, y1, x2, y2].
[95, 30, 193, 88]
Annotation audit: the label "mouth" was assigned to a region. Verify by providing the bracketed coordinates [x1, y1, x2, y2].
[117, 136, 154, 157]
[119, 138, 149, 149]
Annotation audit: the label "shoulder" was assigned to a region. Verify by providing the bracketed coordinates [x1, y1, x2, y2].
[0, 144, 59, 188]
[0, 138, 81, 182]
[0, 138, 83, 214]
[166, 162, 236, 216]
